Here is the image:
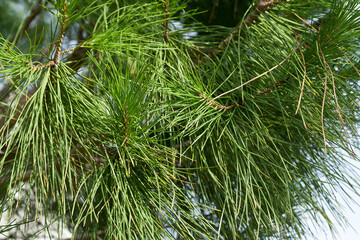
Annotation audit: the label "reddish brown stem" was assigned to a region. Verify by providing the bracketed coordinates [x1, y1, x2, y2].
[202, 0, 282, 63]
[53, 1, 68, 64]
[209, 1, 217, 24]
[233, 0, 238, 19]
[256, 80, 286, 95]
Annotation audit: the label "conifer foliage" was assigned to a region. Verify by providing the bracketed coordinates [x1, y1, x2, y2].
[0, 0, 360, 239]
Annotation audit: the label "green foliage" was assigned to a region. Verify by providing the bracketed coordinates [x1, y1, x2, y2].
[0, 0, 359, 239]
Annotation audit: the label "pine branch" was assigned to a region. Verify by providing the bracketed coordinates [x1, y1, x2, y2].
[197, 47, 295, 111]
[53, 1, 68, 64]
[23, 2, 69, 69]
[202, 0, 283, 63]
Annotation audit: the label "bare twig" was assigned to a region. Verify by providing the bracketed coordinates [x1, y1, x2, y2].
[294, 31, 307, 115]
[243, 0, 277, 28]
[233, 0, 238, 20]
[256, 79, 286, 95]
[293, 12, 360, 79]
[53, 1, 68, 64]
[198, 91, 237, 111]
[208, 0, 218, 24]
[203, 0, 283, 62]
[23, 1, 71, 69]
[24, 60, 56, 70]
[293, 11, 356, 154]
[319, 49, 328, 154]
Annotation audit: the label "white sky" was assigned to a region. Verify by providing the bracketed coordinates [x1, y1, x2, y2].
[306, 149, 360, 240]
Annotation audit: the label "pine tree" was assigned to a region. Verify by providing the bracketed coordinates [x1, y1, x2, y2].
[0, 0, 359, 239]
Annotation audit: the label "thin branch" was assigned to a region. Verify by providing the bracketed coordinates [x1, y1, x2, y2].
[163, 0, 169, 41]
[203, 0, 283, 62]
[293, 11, 356, 154]
[319, 51, 328, 155]
[212, 48, 295, 102]
[24, 60, 55, 70]
[53, 1, 68, 64]
[294, 31, 307, 115]
[97, 187, 115, 218]
[243, 0, 277, 28]
[292, 12, 317, 32]
[198, 91, 237, 111]
[256, 79, 286, 95]
[197, 49, 294, 111]
[233, 0, 238, 20]
[65, 46, 91, 72]
[208, 0, 217, 24]
[24, 38, 91, 71]
[23, 1, 71, 69]
[293, 12, 360, 79]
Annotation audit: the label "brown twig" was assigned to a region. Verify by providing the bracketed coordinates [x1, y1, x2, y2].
[208, 0, 218, 24]
[97, 187, 115, 218]
[243, 0, 277, 28]
[293, 11, 356, 154]
[24, 60, 56, 70]
[53, 1, 68, 64]
[256, 79, 286, 95]
[233, 0, 238, 20]
[203, 0, 282, 62]
[319, 48, 328, 154]
[23, 1, 72, 70]
[294, 31, 307, 115]
[197, 91, 236, 111]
